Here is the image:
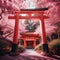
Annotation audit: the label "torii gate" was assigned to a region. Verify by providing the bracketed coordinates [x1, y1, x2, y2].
[8, 8, 49, 55]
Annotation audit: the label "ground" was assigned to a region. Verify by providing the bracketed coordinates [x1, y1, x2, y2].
[0, 49, 60, 60]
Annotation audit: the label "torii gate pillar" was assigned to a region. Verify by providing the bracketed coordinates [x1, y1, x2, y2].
[9, 12, 20, 56]
[41, 15, 49, 54]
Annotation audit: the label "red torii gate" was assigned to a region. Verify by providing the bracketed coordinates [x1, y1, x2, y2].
[8, 9, 49, 55]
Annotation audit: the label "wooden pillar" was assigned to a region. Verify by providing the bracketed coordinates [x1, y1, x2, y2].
[41, 15, 49, 53]
[12, 12, 19, 53]
[9, 12, 20, 56]
[24, 39, 27, 48]
[33, 41, 36, 48]
[13, 12, 19, 44]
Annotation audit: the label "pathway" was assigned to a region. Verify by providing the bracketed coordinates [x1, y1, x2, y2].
[0, 49, 60, 60]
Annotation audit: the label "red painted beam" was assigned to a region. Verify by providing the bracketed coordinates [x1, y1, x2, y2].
[18, 11, 44, 14]
[8, 16, 15, 19]
[8, 15, 49, 19]
[21, 34, 39, 37]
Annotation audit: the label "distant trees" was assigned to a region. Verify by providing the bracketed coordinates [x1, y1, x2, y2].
[25, 20, 40, 32]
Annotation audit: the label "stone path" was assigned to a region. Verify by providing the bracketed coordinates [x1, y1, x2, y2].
[0, 49, 60, 60]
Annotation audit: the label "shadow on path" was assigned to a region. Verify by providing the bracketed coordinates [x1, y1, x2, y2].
[0, 54, 59, 60]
